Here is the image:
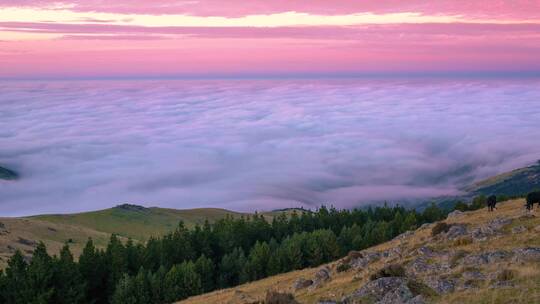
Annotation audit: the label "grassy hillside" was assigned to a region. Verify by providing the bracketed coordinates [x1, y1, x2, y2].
[0, 204, 296, 269]
[466, 161, 540, 197]
[0, 217, 111, 268]
[30, 204, 249, 241]
[0, 166, 18, 180]
[178, 199, 540, 304]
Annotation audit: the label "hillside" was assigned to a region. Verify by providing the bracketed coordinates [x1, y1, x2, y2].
[466, 161, 540, 197]
[178, 199, 540, 304]
[0, 217, 111, 268]
[0, 166, 18, 180]
[0, 204, 292, 267]
[30, 204, 249, 240]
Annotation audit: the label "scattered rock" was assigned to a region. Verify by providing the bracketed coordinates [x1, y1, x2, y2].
[462, 251, 512, 266]
[534, 225, 540, 233]
[350, 252, 380, 269]
[444, 224, 468, 240]
[382, 247, 403, 261]
[420, 223, 433, 230]
[309, 267, 331, 290]
[407, 257, 440, 276]
[114, 204, 149, 212]
[462, 270, 485, 281]
[512, 247, 540, 263]
[487, 217, 513, 231]
[17, 237, 37, 247]
[424, 277, 455, 294]
[47, 227, 57, 232]
[395, 230, 414, 241]
[511, 225, 527, 234]
[292, 278, 313, 291]
[447, 210, 463, 219]
[342, 277, 411, 303]
[416, 247, 434, 257]
[315, 266, 331, 282]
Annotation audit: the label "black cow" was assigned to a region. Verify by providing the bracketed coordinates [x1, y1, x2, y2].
[526, 191, 540, 211]
[487, 195, 497, 212]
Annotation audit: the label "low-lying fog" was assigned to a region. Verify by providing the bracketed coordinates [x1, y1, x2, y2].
[1, 78, 540, 216]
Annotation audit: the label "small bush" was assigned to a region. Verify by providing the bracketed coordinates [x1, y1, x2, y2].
[453, 236, 472, 246]
[450, 250, 469, 266]
[336, 263, 351, 273]
[496, 269, 516, 282]
[407, 280, 438, 299]
[370, 264, 406, 280]
[431, 222, 451, 236]
[348, 250, 363, 259]
[265, 291, 299, 304]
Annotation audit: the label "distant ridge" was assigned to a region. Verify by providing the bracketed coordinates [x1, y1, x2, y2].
[466, 160, 540, 197]
[0, 166, 18, 180]
[113, 203, 150, 212]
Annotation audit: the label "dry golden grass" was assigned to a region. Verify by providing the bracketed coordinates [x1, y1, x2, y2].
[0, 217, 111, 268]
[178, 199, 540, 304]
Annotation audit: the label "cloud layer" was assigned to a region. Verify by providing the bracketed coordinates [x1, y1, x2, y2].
[1, 79, 540, 216]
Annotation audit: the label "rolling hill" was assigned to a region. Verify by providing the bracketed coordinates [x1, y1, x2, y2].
[178, 198, 540, 304]
[30, 203, 249, 241]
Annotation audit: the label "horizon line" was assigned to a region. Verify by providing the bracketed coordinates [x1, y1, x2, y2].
[2, 71, 540, 82]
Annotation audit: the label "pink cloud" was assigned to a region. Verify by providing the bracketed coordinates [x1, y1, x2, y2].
[1, 0, 540, 18]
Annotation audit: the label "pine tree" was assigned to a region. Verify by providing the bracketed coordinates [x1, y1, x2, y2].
[149, 266, 167, 304]
[79, 238, 108, 304]
[52, 244, 85, 304]
[25, 242, 55, 303]
[194, 254, 215, 292]
[112, 274, 137, 304]
[2, 250, 30, 303]
[164, 261, 201, 302]
[218, 248, 247, 288]
[245, 241, 270, 281]
[401, 212, 417, 232]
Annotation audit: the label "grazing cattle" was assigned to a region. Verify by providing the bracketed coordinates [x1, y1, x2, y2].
[487, 195, 497, 212]
[526, 191, 540, 211]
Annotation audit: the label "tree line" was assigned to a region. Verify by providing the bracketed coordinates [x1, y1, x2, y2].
[0, 203, 450, 304]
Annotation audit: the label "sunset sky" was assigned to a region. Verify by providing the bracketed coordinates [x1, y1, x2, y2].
[1, 1, 540, 79]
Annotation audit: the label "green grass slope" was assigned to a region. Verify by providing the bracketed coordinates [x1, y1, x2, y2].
[30, 204, 248, 241]
[466, 160, 540, 197]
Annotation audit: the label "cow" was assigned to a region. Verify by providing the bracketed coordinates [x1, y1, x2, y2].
[487, 195, 497, 212]
[526, 191, 540, 211]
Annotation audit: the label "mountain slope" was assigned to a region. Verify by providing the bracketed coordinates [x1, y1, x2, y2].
[466, 161, 540, 196]
[178, 199, 540, 304]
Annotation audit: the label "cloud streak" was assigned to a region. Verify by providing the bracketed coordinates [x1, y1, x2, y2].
[1, 79, 540, 216]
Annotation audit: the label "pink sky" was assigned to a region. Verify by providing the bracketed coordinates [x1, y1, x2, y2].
[1, 1, 540, 78]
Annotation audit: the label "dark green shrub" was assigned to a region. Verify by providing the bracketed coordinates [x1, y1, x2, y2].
[370, 264, 406, 280]
[431, 222, 450, 236]
[336, 263, 351, 273]
[496, 269, 516, 282]
[265, 291, 299, 304]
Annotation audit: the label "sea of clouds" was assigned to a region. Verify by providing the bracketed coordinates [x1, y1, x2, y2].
[1, 78, 540, 216]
